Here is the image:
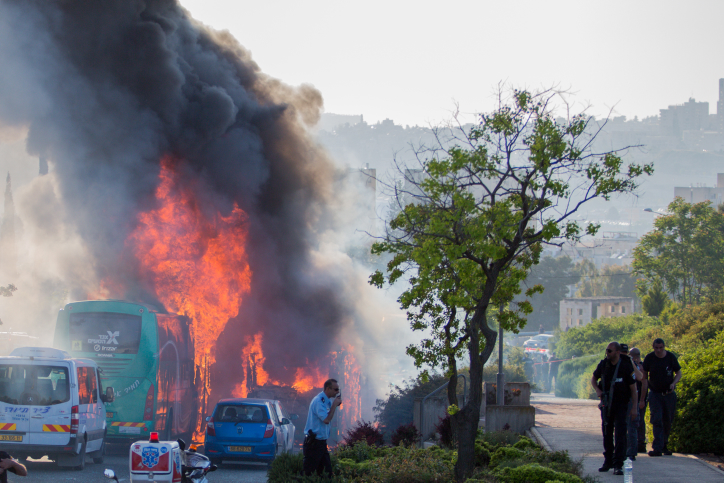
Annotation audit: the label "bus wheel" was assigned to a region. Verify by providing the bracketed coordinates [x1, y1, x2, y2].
[92, 436, 105, 464]
[73, 439, 86, 471]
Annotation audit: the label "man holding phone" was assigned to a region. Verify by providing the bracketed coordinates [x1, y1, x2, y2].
[303, 378, 342, 477]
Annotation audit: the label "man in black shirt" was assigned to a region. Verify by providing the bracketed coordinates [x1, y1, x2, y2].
[591, 342, 638, 475]
[642, 338, 682, 457]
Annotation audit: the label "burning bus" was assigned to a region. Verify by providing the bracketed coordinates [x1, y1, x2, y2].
[53, 300, 197, 443]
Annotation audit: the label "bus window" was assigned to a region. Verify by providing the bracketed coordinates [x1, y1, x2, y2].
[69, 312, 142, 355]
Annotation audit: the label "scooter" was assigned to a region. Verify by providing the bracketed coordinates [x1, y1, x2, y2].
[104, 438, 217, 483]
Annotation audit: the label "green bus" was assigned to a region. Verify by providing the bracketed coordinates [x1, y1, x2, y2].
[53, 300, 197, 443]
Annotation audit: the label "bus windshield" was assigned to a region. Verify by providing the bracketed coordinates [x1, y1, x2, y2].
[0, 365, 70, 405]
[69, 312, 142, 355]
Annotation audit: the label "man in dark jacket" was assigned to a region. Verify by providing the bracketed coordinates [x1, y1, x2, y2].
[643, 338, 682, 456]
[591, 342, 638, 475]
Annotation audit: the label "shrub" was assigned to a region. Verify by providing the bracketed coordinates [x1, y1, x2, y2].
[494, 463, 584, 483]
[268, 452, 345, 483]
[512, 436, 536, 450]
[334, 441, 384, 463]
[474, 441, 492, 467]
[435, 413, 456, 448]
[478, 429, 521, 449]
[669, 330, 724, 454]
[366, 446, 456, 482]
[344, 420, 385, 446]
[490, 446, 525, 468]
[555, 355, 599, 399]
[574, 359, 600, 400]
[391, 422, 421, 447]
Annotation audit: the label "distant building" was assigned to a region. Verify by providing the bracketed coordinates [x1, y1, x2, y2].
[673, 173, 724, 207]
[659, 98, 709, 137]
[556, 231, 639, 269]
[559, 297, 635, 330]
[718, 78, 724, 133]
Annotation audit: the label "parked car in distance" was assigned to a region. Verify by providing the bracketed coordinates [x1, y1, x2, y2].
[203, 398, 297, 465]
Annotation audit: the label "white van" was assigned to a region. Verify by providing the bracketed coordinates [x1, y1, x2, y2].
[0, 347, 114, 470]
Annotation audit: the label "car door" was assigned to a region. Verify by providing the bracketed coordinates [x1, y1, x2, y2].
[27, 363, 73, 447]
[76, 366, 96, 450]
[0, 362, 32, 447]
[88, 367, 104, 452]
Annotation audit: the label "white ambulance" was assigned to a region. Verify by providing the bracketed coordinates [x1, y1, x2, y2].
[0, 347, 114, 469]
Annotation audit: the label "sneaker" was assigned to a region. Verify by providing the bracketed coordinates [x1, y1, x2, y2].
[599, 463, 612, 472]
[648, 450, 662, 457]
[613, 468, 624, 475]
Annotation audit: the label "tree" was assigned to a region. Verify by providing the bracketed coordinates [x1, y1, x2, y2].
[640, 280, 668, 317]
[633, 198, 724, 305]
[369, 88, 651, 481]
[522, 256, 579, 331]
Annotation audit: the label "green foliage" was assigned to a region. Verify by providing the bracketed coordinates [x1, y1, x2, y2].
[573, 261, 638, 299]
[669, 330, 724, 454]
[574, 359, 600, 400]
[494, 463, 583, 483]
[641, 280, 669, 317]
[512, 436, 537, 450]
[490, 447, 526, 468]
[370, 87, 650, 480]
[633, 198, 724, 305]
[554, 355, 600, 399]
[474, 441, 492, 467]
[477, 430, 523, 448]
[554, 314, 660, 359]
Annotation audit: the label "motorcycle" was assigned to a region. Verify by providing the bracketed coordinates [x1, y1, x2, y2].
[104, 438, 217, 483]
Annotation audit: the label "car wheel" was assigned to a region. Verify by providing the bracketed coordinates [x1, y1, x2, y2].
[92, 436, 105, 464]
[73, 438, 86, 471]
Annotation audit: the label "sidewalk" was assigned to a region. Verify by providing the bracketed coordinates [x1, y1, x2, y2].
[530, 393, 724, 482]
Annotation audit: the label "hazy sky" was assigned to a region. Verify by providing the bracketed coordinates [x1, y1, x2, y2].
[181, 1, 724, 127]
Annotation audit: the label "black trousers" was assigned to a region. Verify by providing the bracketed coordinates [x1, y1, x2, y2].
[601, 403, 628, 469]
[303, 438, 332, 477]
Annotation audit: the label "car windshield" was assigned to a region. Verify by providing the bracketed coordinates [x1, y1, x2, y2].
[214, 404, 267, 423]
[0, 364, 70, 405]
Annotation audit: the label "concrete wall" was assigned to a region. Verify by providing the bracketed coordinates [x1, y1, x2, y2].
[484, 406, 536, 434]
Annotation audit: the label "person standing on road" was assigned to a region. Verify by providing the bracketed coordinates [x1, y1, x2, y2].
[591, 342, 638, 475]
[303, 378, 342, 477]
[629, 347, 648, 454]
[0, 451, 27, 482]
[643, 338, 682, 457]
[619, 344, 644, 461]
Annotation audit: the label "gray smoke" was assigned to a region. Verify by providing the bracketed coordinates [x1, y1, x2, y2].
[0, 0, 356, 386]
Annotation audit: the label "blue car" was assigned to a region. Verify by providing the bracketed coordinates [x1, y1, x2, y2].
[203, 398, 294, 465]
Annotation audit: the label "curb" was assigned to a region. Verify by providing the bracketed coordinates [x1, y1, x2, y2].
[685, 454, 724, 477]
[528, 427, 552, 452]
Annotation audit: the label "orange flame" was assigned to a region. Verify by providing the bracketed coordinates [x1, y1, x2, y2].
[129, 156, 252, 439]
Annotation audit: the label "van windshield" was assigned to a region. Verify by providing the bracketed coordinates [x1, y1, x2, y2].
[214, 404, 268, 423]
[69, 312, 142, 355]
[0, 365, 70, 405]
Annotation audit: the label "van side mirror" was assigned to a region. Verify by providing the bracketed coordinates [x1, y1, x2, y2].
[281, 418, 290, 425]
[101, 387, 115, 403]
[177, 438, 186, 451]
[205, 416, 210, 422]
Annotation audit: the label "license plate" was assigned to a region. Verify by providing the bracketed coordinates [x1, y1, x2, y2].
[0, 435, 22, 442]
[106, 412, 113, 418]
[228, 446, 251, 453]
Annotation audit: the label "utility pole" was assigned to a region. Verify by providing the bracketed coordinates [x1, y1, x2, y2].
[496, 304, 505, 406]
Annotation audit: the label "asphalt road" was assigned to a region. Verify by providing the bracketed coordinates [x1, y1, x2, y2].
[14, 445, 269, 483]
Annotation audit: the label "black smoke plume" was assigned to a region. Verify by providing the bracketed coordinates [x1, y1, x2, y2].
[0, 0, 352, 387]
